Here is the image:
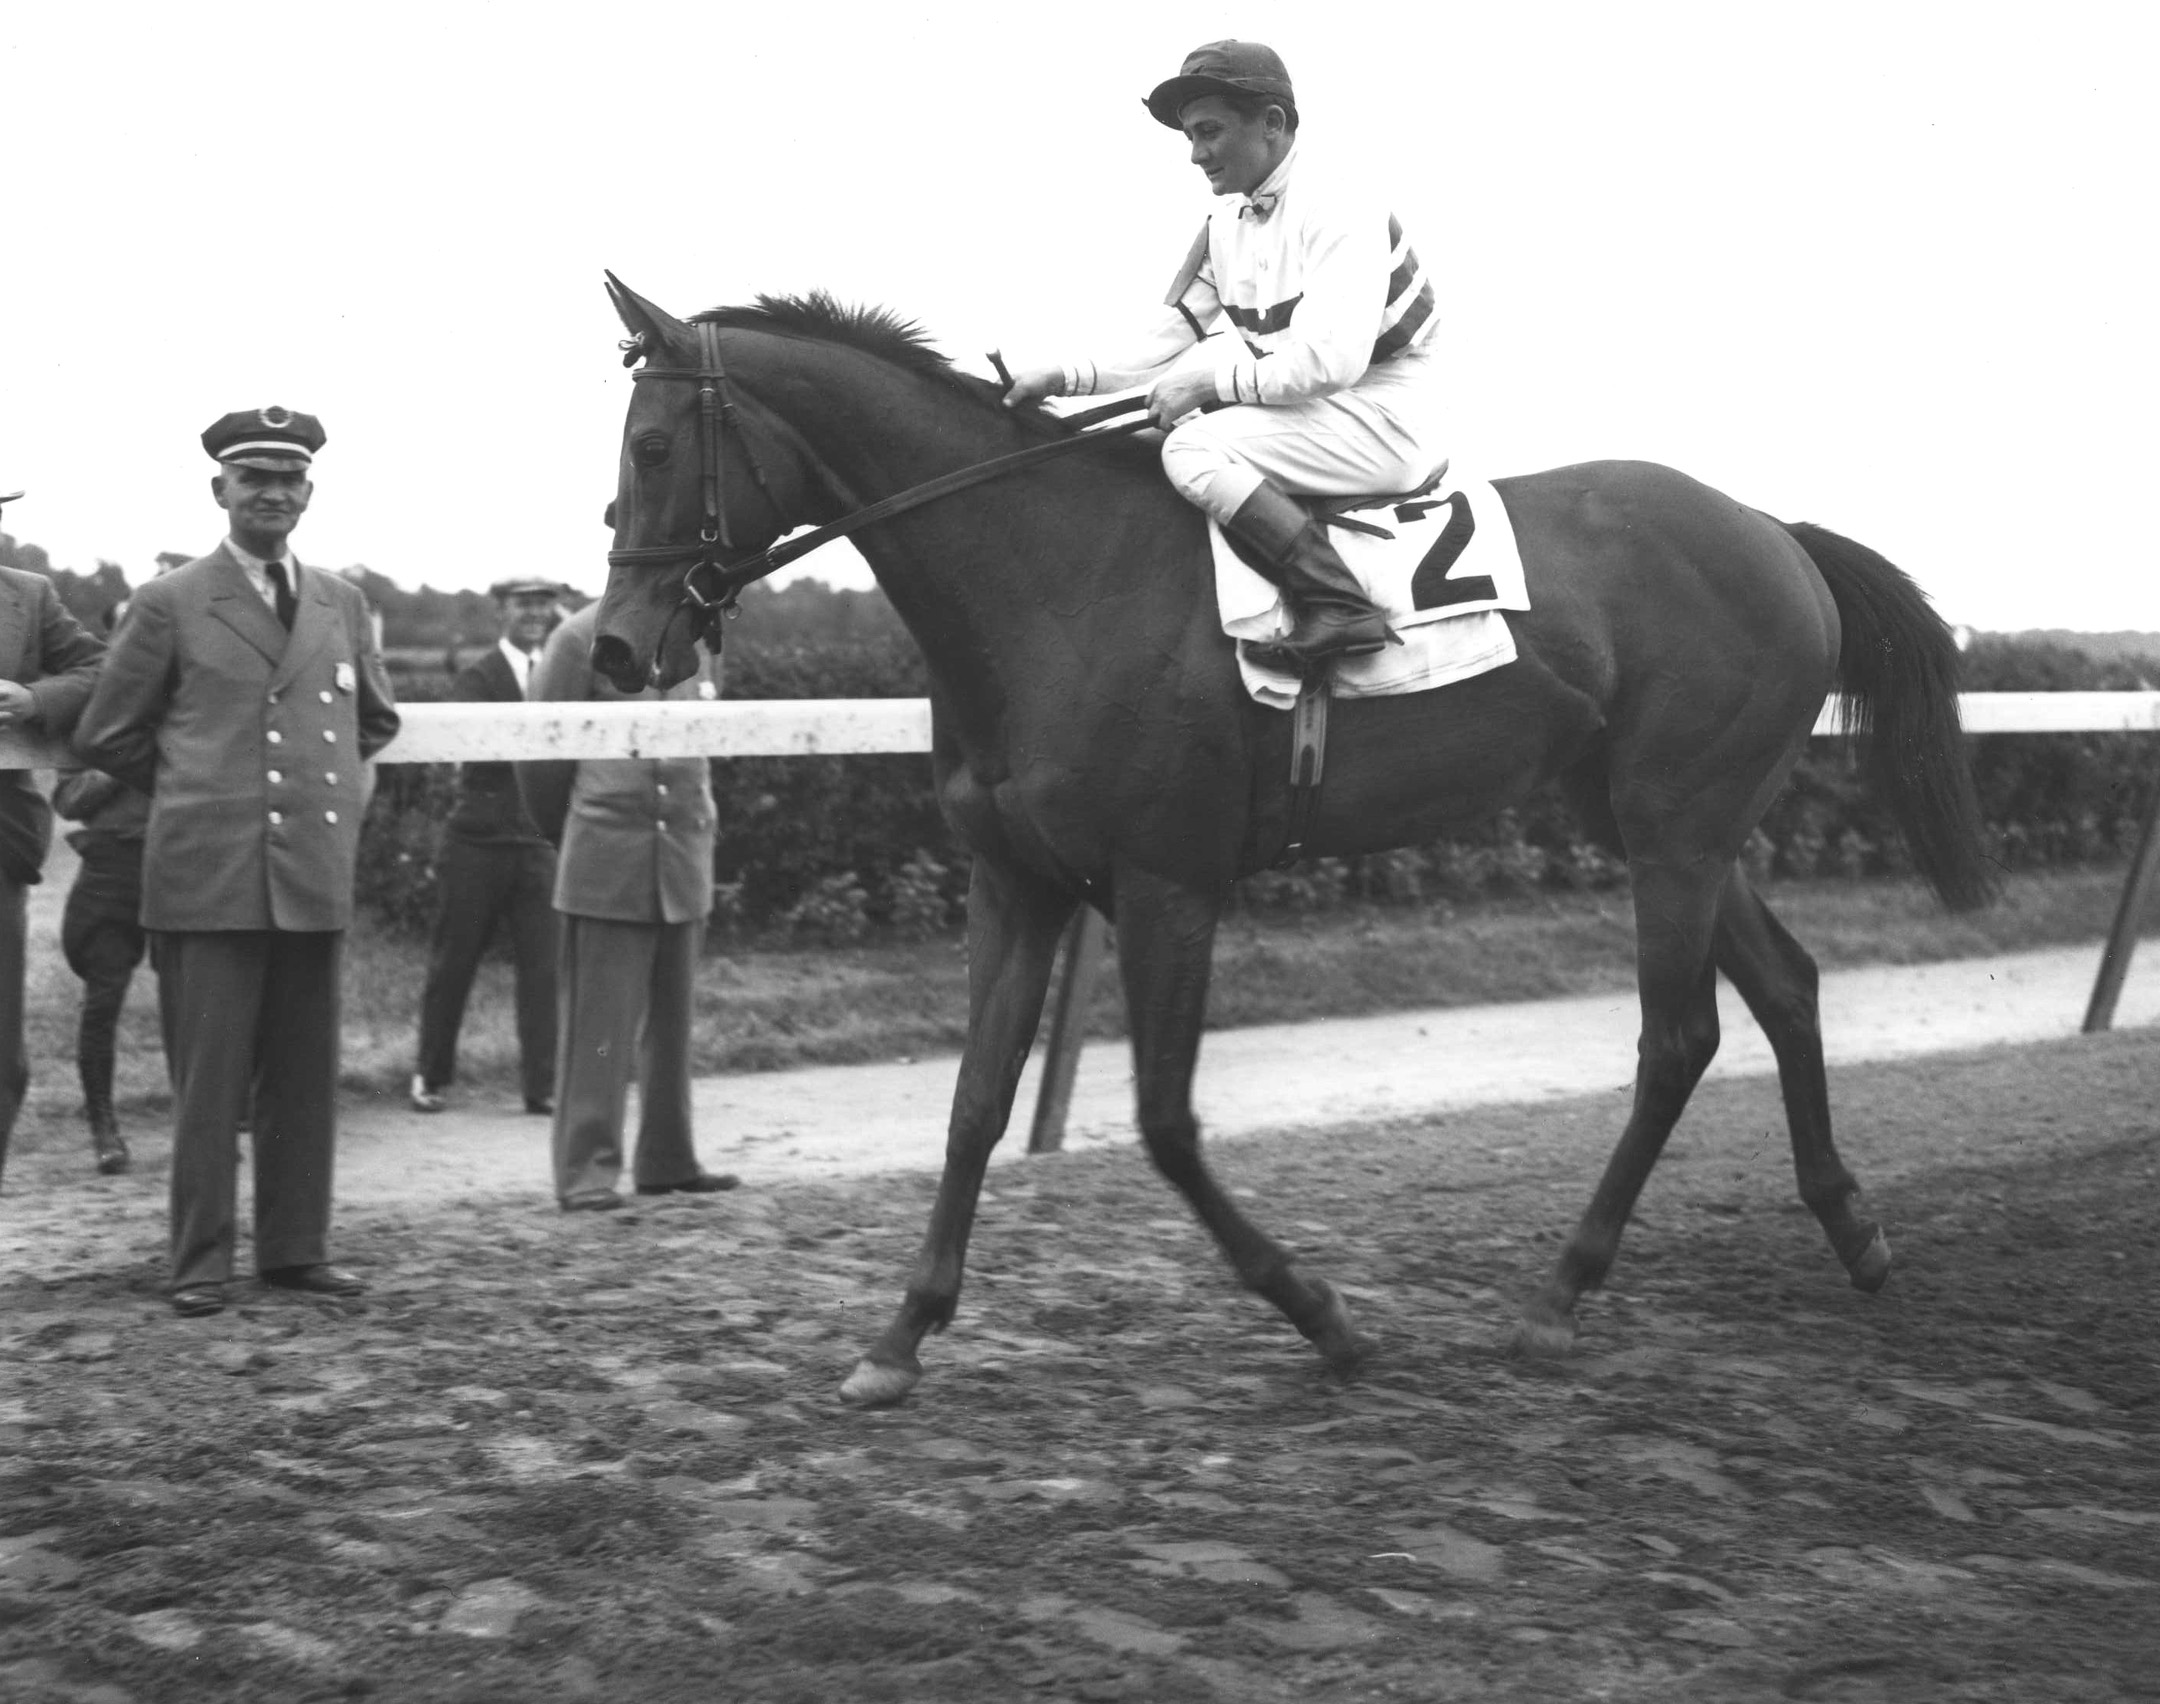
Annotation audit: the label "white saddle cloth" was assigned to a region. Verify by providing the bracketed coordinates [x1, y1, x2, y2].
[1211, 475, 1531, 710]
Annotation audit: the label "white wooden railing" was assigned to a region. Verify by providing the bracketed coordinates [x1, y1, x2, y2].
[8, 691, 2155, 1149]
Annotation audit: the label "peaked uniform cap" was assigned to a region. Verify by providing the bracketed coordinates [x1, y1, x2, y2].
[1144, 39, 1297, 129]
[201, 406, 327, 471]
[490, 575, 569, 599]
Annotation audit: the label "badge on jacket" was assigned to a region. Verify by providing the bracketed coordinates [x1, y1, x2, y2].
[334, 662, 357, 693]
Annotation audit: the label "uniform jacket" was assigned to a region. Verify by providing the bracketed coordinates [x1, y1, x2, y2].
[445, 644, 548, 846]
[517, 604, 717, 926]
[74, 544, 400, 932]
[0, 567, 106, 884]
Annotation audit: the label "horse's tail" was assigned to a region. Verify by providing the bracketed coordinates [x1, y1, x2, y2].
[1783, 520, 1998, 912]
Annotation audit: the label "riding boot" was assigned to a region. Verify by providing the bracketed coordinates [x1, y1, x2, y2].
[86, 1099, 129, 1176]
[1222, 482, 1398, 676]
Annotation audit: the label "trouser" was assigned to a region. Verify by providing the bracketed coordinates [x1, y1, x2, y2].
[0, 879, 24, 1189]
[1158, 346, 1447, 522]
[415, 837, 558, 1103]
[61, 840, 151, 1112]
[157, 930, 342, 1288]
[552, 913, 703, 1201]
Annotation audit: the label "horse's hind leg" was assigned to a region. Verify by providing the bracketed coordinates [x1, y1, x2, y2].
[841, 857, 1075, 1407]
[1713, 865, 1891, 1291]
[1516, 856, 1726, 1356]
[1115, 864, 1371, 1373]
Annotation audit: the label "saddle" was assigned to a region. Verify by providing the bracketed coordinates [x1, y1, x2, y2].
[1303, 461, 1450, 534]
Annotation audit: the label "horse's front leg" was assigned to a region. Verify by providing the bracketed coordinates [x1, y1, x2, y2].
[1116, 865, 1372, 1374]
[840, 857, 1075, 1407]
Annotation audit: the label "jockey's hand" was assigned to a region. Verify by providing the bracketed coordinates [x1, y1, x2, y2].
[1148, 368, 1219, 429]
[1002, 365, 1065, 409]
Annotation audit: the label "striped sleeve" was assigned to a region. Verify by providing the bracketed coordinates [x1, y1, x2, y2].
[1371, 214, 1437, 363]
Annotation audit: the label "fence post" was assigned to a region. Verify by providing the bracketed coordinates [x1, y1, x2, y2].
[2083, 764, 2160, 1033]
[1028, 910, 1107, 1154]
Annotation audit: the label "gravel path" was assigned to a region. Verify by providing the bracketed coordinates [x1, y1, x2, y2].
[327, 940, 2158, 1205]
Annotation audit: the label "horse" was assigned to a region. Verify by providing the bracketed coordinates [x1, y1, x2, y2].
[594, 277, 1994, 1409]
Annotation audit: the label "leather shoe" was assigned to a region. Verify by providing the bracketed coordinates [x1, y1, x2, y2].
[171, 1283, 226, 1318]
[635, 1171, 741, 1195]
[560, 1189, 624, 1212]
[524, 1097, 554, 1116]
[260, 1263, 367, 1296]
[409, 1075, 447, 1114]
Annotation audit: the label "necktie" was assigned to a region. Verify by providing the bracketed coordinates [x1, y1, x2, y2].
[1240, 192, 1279, 223]
[266, 560, 296, 631]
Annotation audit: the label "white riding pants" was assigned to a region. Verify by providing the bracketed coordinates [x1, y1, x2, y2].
[1159, 345, 1449, 524]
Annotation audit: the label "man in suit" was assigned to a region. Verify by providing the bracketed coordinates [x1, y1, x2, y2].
[408, 576, 565, 1116]
[518, 602, 736, 1211]
[75, 409, 399, 1316]
[0, 487, 106, 1191]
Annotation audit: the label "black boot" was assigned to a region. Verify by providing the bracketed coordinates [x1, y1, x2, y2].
[87, 1100, 129, 1176]
[1222, 482, 1397, 675]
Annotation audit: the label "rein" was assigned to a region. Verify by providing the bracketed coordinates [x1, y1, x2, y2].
[608, 324, 1151, 644]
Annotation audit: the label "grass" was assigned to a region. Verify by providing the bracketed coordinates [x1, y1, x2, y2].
[12, 859, 2144, 1154]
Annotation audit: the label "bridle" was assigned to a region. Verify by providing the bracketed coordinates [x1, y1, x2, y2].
[605, 321, 1153, 656]
[605, 321, 795, 650]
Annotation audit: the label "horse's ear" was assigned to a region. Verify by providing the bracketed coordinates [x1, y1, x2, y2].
[604, 272, 690, 364]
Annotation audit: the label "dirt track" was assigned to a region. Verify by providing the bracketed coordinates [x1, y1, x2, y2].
[1, 957, 2155, 1702]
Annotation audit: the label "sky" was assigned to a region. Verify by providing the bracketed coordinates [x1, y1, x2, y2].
[4, 1, 2154, 631]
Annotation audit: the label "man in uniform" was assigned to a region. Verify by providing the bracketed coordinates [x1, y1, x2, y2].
[518, 603, 736, 1211]
[408, 575, 564, 1116]
[0, 486, 106, 1191]
[1003, 40, 1446, 675]
[75, 409, 399, 1316]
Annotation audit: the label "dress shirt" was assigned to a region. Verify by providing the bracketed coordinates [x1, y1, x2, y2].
[498, 637, 538, 698]
[221, 536, 300, 612]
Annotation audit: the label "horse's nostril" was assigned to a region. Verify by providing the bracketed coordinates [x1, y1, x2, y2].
[589, 633, 643, 694]
[603, 500, 618, 530]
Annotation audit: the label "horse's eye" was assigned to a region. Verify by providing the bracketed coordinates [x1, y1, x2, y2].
[635, 436, 671, 468]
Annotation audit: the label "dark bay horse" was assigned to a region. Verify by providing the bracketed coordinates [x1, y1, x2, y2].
[596, 279, 1994, 1408]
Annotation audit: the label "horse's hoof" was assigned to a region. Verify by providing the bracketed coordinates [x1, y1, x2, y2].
[1845, 1228, 1892, 1294]
[1306, 1279, 1376, 1374]
[1510, 1309, 1576, 1359]
[839, 1356, 920, 1408]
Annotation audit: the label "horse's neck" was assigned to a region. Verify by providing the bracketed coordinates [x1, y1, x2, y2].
[783, 360, 1202, 712]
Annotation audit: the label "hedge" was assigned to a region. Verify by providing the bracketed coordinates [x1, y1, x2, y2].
[355, 633, 2158, 939]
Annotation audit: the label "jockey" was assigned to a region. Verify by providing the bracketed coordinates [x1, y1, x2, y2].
[1005, 39, 1445, 675]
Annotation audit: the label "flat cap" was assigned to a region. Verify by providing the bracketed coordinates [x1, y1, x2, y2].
[0, 490, 22, 506]
[202, 406, 326, 471]
[1144, 40, 1296, 130]
[489, 575, 569, 600]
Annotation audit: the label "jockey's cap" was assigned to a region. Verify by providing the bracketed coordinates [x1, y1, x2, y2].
[1144, 39, 1296, 130]
[201, 405, 326, 471]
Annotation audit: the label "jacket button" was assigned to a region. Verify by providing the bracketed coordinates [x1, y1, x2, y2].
[657, 783, 669, 796]
[320, 690, 333, 704]
[268, 770, 282, 784]
[267, 730, 283, 745]
[323, 730, 337, 743]
[268, 810, 283, 826]
[656, 821, 668, 832]
[325, 810, 339, 824]
[325, 771, 338, 784]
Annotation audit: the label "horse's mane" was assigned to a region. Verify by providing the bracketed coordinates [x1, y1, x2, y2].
[690, 292, 1074, 438]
